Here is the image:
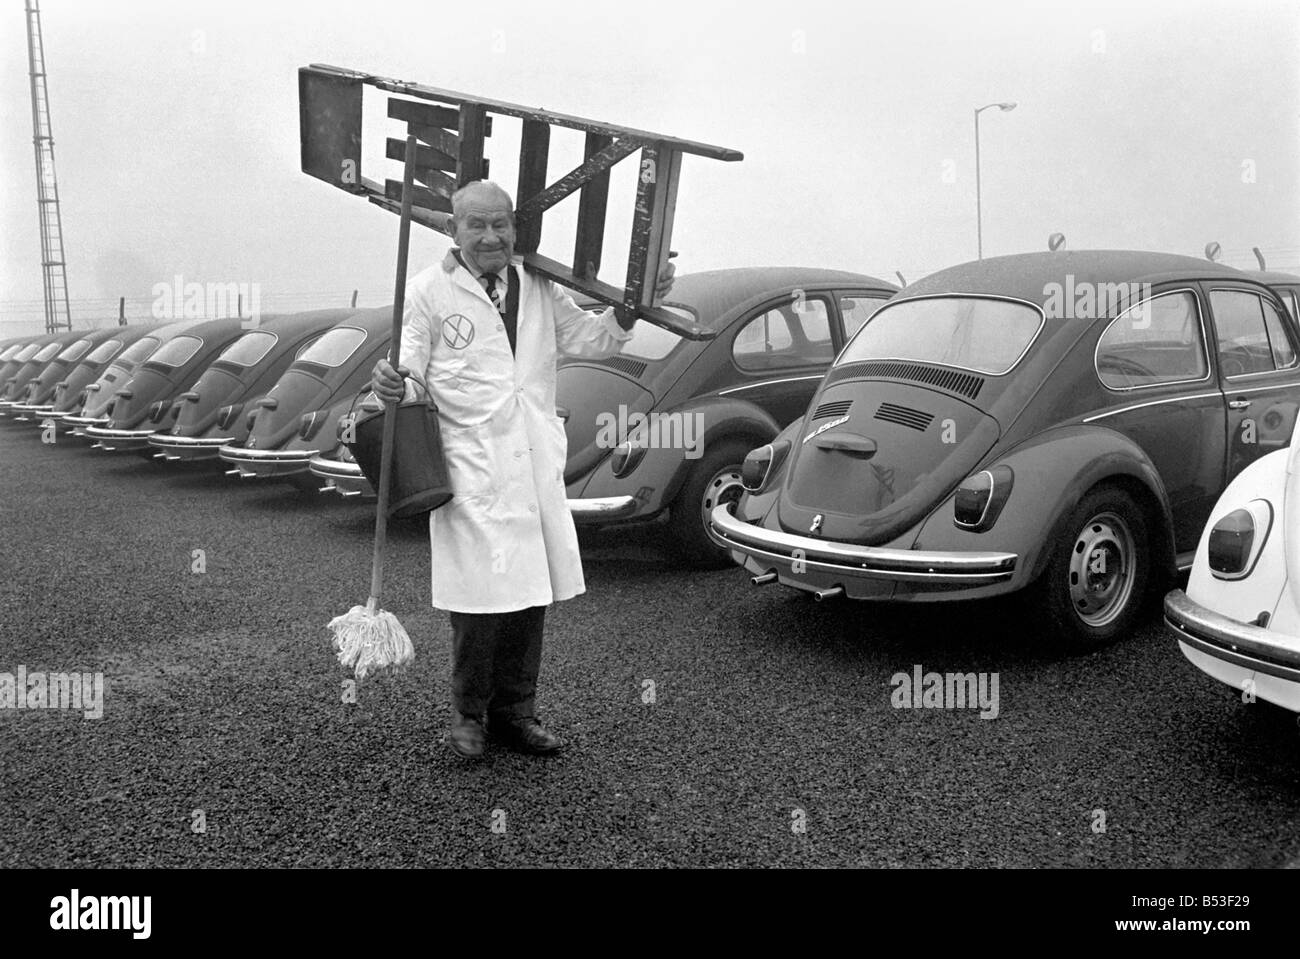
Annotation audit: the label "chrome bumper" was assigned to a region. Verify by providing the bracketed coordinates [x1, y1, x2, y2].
[218, 444, 317, 477]
[81, 425, 157, 450]
[1164, 589, 1300, 683]
[707, 504, 1018, 589]
[147, 433, 234, 461]
[568, 495, 639, 521]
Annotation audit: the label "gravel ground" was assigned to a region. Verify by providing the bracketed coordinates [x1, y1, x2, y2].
[2, 421, 1300, 868]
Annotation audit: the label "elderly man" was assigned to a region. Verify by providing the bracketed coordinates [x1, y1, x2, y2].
[372, 179, 673, 760]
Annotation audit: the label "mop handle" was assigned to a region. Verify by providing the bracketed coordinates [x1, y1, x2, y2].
[368, 134, 418, 607]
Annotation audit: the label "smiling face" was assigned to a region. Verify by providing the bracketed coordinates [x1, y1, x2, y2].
[450, 182, 516, 276]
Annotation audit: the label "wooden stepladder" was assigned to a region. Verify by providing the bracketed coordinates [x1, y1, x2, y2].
[298, 63, 742, 339]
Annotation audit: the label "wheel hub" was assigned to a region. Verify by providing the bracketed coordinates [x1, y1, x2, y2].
[701, 466, 744, 527]
[1067, 511, 1136, 627]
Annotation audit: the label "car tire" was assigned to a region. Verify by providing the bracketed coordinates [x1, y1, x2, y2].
[1035, 485, 1152, 652]
[668, 439, 753, 569]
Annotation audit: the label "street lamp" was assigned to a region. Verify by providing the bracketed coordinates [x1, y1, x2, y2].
[974, 101, 1017, 260]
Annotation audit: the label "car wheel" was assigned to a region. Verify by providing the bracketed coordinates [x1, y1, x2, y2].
[668, 439, 752, 568]
[1036, 485, 1151, 652]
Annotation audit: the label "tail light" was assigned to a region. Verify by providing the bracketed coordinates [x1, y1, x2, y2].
[217, 403, 242, 430]
[1208, 501, 1273, 580]
[299, 410, 327, 441]
[742, 440, 790, 493]
[953, 466, 1014, 532]
[147, 400, 169, 423]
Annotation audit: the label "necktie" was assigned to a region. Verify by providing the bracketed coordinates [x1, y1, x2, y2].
[481, 274, 505, 313]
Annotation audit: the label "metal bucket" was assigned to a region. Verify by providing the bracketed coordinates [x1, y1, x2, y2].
[347, 399, 452, 519]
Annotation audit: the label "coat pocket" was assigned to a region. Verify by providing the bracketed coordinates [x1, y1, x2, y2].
[440, 425, 495, 496]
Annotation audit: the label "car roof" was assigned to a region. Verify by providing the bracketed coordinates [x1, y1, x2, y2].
[1255, 269, 1300, 285]
[902, 250, 1256, 309]
[668, 268, 899, 327]
[228, 307, 358, 338]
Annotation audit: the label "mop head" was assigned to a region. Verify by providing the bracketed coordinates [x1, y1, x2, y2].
[327, 601, 415, 680]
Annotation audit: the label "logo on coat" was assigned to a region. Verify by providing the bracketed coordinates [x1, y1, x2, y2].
[441, 314, 476, 350]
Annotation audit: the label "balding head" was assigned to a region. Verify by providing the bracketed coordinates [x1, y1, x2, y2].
[449, 180, 517, 275]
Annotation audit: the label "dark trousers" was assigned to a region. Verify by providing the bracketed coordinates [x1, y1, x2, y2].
[448, 605, 546, 721]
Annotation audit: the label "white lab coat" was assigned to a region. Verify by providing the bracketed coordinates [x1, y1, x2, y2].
[400, 249, 632, 613]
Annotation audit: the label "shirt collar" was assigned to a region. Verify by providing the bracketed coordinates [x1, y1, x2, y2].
[452, 249, 508, 285]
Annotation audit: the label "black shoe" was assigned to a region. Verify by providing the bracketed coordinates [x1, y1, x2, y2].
[490, 716, 562, 755]
[448, 712, 486, 759]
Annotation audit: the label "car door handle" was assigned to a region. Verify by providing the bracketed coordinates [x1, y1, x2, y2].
[1228, 398, 1251, 410]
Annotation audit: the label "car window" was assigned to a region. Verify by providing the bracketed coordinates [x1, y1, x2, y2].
[84, 339, 123, 364]
[1209, 290, 1294, 377]
[13, 344, 42, 362]
[840, 295, 889, 341]
[33, 343, 62, 362]
[1095, 290, 1207, 389]
[732, 298, 833, 371]
[296, 326, 367, 367]
[217, 330, 278, 367]
[621, 314, 684, 361]
[56, 339, 93, 362]
[840, 296, 1040, 374]
[0, 345, 23, 361]
[145, 334, 204, 368]
[1261, 297, 1297, 369]
[115, 336, 160, 367]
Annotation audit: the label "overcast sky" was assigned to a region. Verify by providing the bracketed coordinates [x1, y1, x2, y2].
[2, 0, 1297, 333]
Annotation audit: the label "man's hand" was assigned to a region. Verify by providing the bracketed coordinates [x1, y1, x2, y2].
[371, 359, 410, 404]
[652, 257, 677, 305]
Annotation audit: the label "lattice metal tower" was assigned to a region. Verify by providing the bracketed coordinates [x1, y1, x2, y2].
[25, 0, 72, 332]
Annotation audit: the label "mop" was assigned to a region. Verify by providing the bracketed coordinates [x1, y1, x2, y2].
[327, 135, 419, 680]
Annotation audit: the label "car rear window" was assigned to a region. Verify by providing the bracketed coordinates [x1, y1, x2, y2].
[296, 327, 366, 367]
[145, 334, 203, 368]
[0, 345, 24, 361]
[621, 318, 684, 361]
[13, 344, 42, 362]
[56, 339, 93, 362]
[33, 343, 62, 362]
[115, 336, 160, 367]
[217, 330, 278, 367]
[84, 339, 123, 364]
[839, 296, 1042, 375]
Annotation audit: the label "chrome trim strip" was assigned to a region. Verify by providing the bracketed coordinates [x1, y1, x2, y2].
[1082, 391, 1222, 423]
[718, 374, 825, 395]
[82, 426, 157, 440]
[567, 496, 640, 520]
[1220, 381, 1300, 396]
[1164, 589, 1300, 680]
[307, 455, 364, 478]
[708, 504, 1016, 583]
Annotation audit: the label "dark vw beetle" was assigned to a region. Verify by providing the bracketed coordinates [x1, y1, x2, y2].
[12, 324, 159, 422]
[80, 316, 250, 451]
[3, 327, 120, 420]
[709, 251, 1300, 648]
[306, 269, 898, 562]
[147, 308, 353, 462]
[0, 331, 84, 413]
[0, 333, 63, 392]
[219, 306, 391, 480]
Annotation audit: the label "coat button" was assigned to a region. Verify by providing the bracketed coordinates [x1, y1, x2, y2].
[497, 324, 504, 332]
[529, 505, 537, 513]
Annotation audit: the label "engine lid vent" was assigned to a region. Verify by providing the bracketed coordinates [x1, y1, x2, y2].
[874, 401, 934, 432]
[824, 360, 985, 400]
[811, 399, 853, 420]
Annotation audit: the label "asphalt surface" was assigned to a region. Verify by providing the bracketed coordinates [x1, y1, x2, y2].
[2, 421, 1300, 869]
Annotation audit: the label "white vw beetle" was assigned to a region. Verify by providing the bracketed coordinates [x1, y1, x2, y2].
[1165, 416, 1300, 713]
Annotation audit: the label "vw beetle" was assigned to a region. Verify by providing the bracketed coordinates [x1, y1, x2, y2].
[12, 324, 160, 423]
[0, 331, 83, 412]
[147, 308, 353, 462]
[709, 251, 1300, 649]
[2, 327, 121, 420]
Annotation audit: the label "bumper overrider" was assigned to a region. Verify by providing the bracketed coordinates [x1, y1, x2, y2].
[219, 444, 317, 477]
[147, 433, 235, 462]
[307, 454, 373, 496]
[707, 504, 1018, 598]
[1164, 589, 1300, 684]
[61, 413, 110, 435]
[567, 496, 639, 521]
[81, 424, 157, 451]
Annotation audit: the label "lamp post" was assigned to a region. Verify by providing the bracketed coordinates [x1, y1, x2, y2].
[975, 101, 1017, 259]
